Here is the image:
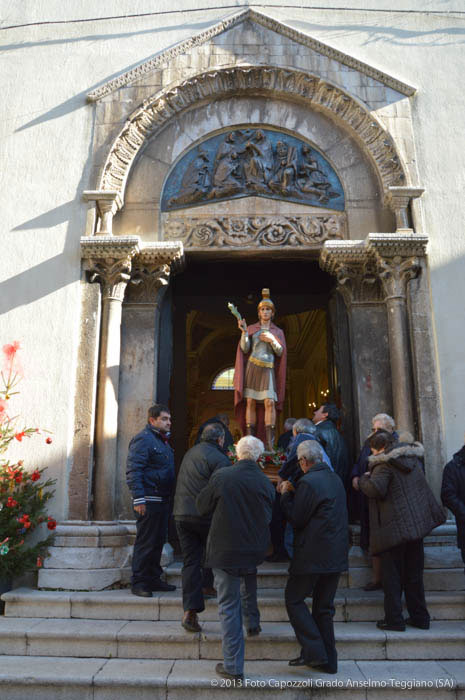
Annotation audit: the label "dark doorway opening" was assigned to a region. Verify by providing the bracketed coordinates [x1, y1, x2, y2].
[159, 256, 353, 468]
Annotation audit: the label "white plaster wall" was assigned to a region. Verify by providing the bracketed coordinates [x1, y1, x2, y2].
[1, 0, 465, 519]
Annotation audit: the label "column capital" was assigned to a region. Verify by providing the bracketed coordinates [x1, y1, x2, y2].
[319, 240, 381, 305]
[81, 238, 184, 302]
[128, 263, 170, 304]
[83, 190, 124, 234]
[81, 236, 140, 301]
[387, 186, 424, 231]
[368, 233, 428, 301]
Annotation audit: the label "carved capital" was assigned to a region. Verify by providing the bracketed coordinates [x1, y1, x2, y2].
[81, 236, 140, 301]
[320, 240, 382, 305]
[367, 232, 427, 301]
[127, 264, 170, 304]
[376, 256, 421, 301]
[387, 186, 424, 231]
[81, 238, 184, 302]
[86, 258, 133, 301]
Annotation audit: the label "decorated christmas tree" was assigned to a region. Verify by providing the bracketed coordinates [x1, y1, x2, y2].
[0, 341, 56, 581]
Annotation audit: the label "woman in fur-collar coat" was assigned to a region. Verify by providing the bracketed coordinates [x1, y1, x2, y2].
[359, 431, 445, 631]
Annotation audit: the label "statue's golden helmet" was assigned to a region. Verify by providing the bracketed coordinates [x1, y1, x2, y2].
[257, 288, 275, 318]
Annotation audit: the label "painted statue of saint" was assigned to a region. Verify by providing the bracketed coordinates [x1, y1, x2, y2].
[233, 289, 287, 451]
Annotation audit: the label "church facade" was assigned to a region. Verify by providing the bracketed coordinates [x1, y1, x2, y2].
[2, 2, 464, 588]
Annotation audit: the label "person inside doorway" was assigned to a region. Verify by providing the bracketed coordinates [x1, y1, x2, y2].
[195, 413, 234, 453]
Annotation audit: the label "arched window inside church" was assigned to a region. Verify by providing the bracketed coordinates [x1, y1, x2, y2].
[212, 367, 235, 391]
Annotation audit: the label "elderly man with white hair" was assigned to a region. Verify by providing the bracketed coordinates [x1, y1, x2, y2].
[196, 435, 275, 683]
[281, 439, 348, 674]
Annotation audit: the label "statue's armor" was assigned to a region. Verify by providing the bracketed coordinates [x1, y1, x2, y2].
[241, 327, 283, 402]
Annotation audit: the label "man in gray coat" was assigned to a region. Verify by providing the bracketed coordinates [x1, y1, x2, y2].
[196, 435, 275, 682]
[280, 440, 348, 674]
[173, 423, 230, 632]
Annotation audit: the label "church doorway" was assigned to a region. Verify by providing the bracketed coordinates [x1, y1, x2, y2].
[162, 256, 353, 467]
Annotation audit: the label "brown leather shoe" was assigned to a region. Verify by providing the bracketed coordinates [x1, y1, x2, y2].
[182, 610, 201, 633]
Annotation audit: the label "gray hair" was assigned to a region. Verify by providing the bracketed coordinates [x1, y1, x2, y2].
[297, 440, 324, 464]
[201, 423, 224, 442]
[372, 413, 395, 433]
[284, 417, 297, 431]
[293, 418, 316, 435]
[236, 435, 265, 462]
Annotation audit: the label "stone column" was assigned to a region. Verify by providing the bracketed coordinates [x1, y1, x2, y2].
[83, 190, 123, 235]
[388, 186, 424, 231]
[116, 261, 171, 519]
[81, 237, 140, 520]
[368, 233, 428, 435]
[320, 241, 392, 445]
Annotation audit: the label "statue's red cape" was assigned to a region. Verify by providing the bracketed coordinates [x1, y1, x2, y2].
[234, 322, 287, 443]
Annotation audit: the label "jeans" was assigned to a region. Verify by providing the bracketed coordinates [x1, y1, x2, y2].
[213, 567, 259, 675]
[284, 522, 294, 558]
[380, 538, 430, 627]
[131, 501, 170, 588]
[285, 572, 340, 672]
[175, 518, 213, 613]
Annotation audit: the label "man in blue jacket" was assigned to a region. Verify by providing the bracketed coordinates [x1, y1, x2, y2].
[126, 404, 176, 597]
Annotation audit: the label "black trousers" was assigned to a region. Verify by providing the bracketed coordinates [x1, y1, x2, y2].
[131, 501, 170, 588]
[285, 572, 340, 672]
[175, 518, 214, 613]
[269, 490, 288, 556]
[380, 538, 430, 627]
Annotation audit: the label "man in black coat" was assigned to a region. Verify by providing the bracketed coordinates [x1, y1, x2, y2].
[313, 403, 350, 487]
[441, 438, 465, 571]
[173, 423, 231, 632]
[280, 439, 349, 674]
[277, 417, 297, 451]
[126, 404, 176, 597]
[196, 435, 275, 682]
[195, 413, 234, 453]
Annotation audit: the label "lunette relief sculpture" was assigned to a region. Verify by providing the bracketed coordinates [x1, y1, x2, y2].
[162, 128, 344, 211]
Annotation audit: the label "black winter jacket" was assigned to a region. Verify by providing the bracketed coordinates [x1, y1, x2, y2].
[315, 419, 350, 486]
[173, 440, 231, 520]
[441, 445, 465, 550]
[281, 463, 349, 575]
[360, 442, 445, 555]
[126, 424, 175, 506]
[196, 459, 275, 569]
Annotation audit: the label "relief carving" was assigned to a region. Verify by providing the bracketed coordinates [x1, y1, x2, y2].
[163, 128, 343, 211]
[127, 264, 171, 304]
[99, 67, 406, 205]
[163, 213, 346, 248]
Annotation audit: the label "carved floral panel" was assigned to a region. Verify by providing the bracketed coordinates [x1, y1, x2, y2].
[163, 213, 346, 248]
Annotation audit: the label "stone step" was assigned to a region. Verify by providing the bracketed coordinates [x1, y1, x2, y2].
[1, 616, 464, 662]
[0, 656, 463, 700]
[163, 560, 465, 592]
[3, 587, 465, 623]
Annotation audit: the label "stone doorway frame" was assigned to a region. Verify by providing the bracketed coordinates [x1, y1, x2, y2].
[42, 37, 445, 588]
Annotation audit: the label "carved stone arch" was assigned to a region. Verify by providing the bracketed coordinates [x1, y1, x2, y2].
[99, 66, 407, 210]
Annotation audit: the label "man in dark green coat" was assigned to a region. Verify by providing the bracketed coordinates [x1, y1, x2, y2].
[280, 439, 348, 674]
